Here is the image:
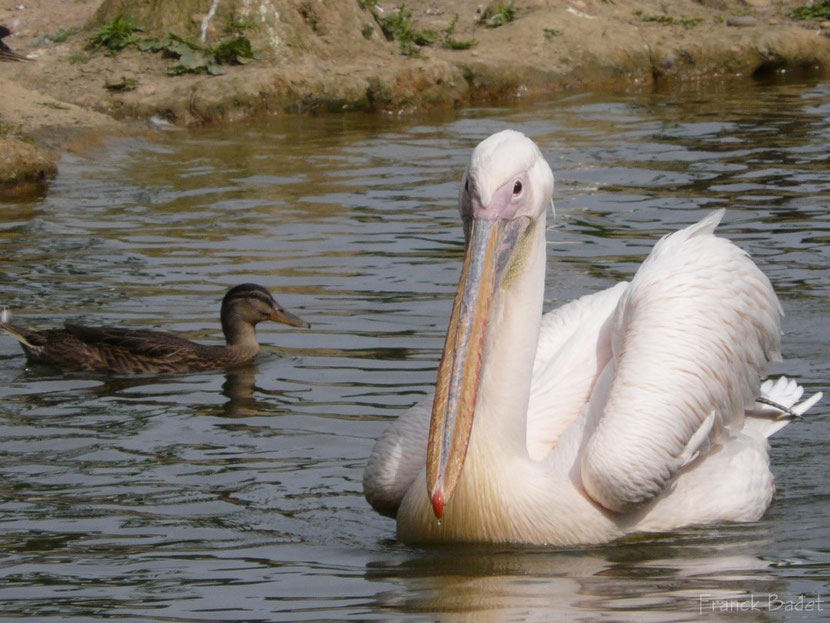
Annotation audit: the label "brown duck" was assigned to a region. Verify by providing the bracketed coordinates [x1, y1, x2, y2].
[0, 283, 310, 374]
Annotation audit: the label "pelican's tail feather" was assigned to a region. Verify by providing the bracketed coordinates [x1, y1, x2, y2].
[745, 376, 822, 438]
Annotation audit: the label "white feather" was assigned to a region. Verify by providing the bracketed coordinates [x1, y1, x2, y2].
[580, 211, 783, 511]
[364, 130, 822, 545]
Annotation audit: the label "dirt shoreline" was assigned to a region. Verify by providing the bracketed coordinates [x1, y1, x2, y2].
[1, 0, 828, 193]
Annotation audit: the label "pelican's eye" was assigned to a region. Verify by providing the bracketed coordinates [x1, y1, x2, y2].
[513, 180, 523, 195]
[465, 178, 470, 193]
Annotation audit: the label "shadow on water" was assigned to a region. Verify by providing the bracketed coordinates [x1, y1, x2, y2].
[0, 75, 827, 620]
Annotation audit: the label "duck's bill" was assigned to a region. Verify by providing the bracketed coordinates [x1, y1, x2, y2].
[426, 216, 531, 518]
[270, 307, 311, 329]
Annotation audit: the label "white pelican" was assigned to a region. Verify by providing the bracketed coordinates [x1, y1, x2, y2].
[363, 129, 822, 546]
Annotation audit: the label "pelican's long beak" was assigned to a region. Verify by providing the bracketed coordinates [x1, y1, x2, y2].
[426, 215, 532, 518]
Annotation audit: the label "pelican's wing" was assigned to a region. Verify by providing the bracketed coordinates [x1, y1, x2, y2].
[526, 282, 628, 460]
[579, 210, 784, 512]
[364, 396, 431, 517]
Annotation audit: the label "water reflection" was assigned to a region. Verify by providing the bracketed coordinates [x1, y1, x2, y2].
[365, 529, 806, 622]
[0, 77, 827, 620]
[221, 365, 260, 417]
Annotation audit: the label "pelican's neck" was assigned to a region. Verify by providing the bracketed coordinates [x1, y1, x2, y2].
[469, 216, 547, 461]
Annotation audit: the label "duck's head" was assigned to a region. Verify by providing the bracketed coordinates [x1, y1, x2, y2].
[221, 283, 310, 342]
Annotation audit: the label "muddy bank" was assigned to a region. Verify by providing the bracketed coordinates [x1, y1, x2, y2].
[0, 136, 56, 198]
[0, 0, 828, 189]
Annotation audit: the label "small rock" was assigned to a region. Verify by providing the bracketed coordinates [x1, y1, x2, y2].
[768, 18, 779, 25]
[726, 15, 757, 27]
[148, 115, 173, 130]
[741, 0, 770, 7]
[820, 20, 830, 29]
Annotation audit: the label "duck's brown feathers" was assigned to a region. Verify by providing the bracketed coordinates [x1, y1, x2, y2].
[1, 322, 256, 374]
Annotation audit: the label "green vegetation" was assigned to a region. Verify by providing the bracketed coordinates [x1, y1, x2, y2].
[139, 31, 254, 75]
[788, 0, 830, 20]
[86, 15, 143, 53]
[225, 13, 256, 34]
[361, 24, 374, 39]
[0, 120, 18, 138]
[49, 27, 78, 44]
[211, 31, 254, 65]
[634, 10, 703, 28]
[543, 27, 562, 39]
[67, 52, 91, 64]
[483, 2, 516, 28]
[443, 14, 478, 50]
[376, 5, 437, 56]
[359, 3, 475, 55]
[0, 119, 34, 144]
[87, 13, 255, 76]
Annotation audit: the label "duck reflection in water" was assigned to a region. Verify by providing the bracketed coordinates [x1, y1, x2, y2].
[222, 364, 263, 417]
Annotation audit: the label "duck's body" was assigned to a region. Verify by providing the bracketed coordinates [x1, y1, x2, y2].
[0, 283, 309, 374]
[363, 130, 821, 546]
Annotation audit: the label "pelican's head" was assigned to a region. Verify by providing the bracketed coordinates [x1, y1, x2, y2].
[427, 130, 554, 518]
[459, 129, 554, 237]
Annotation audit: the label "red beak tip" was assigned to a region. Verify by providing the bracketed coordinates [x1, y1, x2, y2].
[431, 490, 445, 519]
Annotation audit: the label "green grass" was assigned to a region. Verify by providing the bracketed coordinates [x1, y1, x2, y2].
[86, 12, 255, 74]
[634, 10, 703, 28]
[543, 27, 562, 39]
[86, 15, 142, 54]
[362, 2, 466, 55]
[224, 13, 255, 35]
[484, 2, 516, 28]
[443, 14, 478, 50]
[139, 31, 255, 76]
[0, 120, 16, 138]
[67, 52, 90, 64]
[377, 5, 437, 56]
[50, 27, 78, 43]
[788, 0, 830, 20]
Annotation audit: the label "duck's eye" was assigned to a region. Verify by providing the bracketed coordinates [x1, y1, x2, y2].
[513, 180, 522, 195]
